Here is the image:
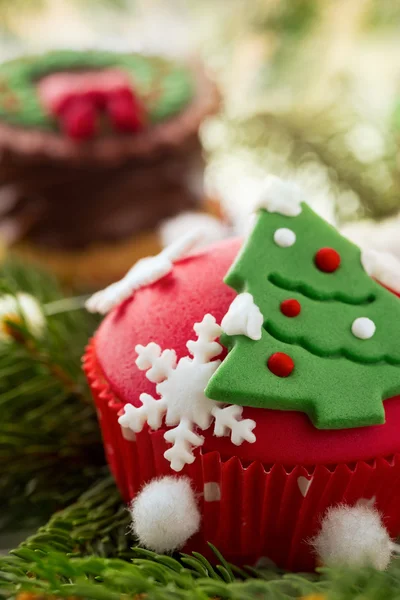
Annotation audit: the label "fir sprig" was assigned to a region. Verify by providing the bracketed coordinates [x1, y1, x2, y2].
[1, 475, 400, 600]
[0, 259, 104, 532]
[0, 475, 317, 599]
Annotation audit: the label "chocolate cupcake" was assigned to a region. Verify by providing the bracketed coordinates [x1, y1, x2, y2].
[0, 49, 223, 287]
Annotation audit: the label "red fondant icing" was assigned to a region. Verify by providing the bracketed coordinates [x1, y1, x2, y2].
[107, 88, 143, 133]
[314, 247, 341, 273]
[95, 237, 400, 467]
[61, 98, 97, 140]
[280, 298, 301, 317]
[267, 352, 295, 378]
[38, 69, 144, 139]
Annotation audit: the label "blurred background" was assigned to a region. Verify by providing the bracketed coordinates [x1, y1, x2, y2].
[1, 0, 400, 254]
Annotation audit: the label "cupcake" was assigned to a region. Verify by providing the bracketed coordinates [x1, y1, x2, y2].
[0, 49, 224, 288]
[84, 177, 400, 570]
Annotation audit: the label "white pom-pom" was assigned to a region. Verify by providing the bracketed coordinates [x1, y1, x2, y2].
[312, 504, 394, 571]
[254, 176, 303, 217]
[130, 476, 201, 553]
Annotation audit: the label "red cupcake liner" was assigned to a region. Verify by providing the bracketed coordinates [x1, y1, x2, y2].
[84, 340, 400, 571]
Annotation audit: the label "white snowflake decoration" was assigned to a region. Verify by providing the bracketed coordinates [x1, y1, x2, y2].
[221, 293, 263, 341]
[86, 229, 204, 315]
[254, 175, 303, 217]
[118, 314, 257, 472]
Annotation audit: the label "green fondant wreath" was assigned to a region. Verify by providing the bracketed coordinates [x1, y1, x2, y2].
[0, 49, 194, 130]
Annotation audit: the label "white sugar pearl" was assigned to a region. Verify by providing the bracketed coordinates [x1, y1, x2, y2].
[351, 317, 376, 340]
[274, 228, 296, 248]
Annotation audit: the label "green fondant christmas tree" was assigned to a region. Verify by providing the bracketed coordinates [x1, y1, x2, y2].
[206, 178, 400, 429]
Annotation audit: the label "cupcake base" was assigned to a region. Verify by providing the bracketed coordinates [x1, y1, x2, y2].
[84, 340, 400, 571]
[12, 228, 162, 290]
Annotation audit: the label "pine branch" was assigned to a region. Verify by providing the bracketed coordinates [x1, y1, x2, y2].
[0, 474, 400, 600]
[0, 475, 312, 599]
[4, 319, 88, 403]
[0, 259, 104, 531]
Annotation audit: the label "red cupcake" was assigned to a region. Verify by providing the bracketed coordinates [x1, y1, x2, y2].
[84, 178, 400, 571]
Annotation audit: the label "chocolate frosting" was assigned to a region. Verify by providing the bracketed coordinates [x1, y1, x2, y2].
[0, 57, 220, 251]
[0, 137, 204, 249]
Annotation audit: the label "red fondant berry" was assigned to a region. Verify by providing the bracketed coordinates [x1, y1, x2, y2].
[111, 87, 134, 102]
[84, 89, 107, 109]
[107, 88, 144, 133]
[314, 247, 341, 273]
[61, 98, 97, 140]
[280, 298, 301, 317]
[267, 352, 294, 377]
[52, 92, 78, 115]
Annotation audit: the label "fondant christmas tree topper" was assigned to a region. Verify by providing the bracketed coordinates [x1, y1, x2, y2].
[206, 179, 400, 430]
[118, 313, 256, 472]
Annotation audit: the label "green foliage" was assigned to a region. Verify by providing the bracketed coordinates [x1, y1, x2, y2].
[206, 110, 400, 222]
[74, 0, 132, 11]
[0, 0, 128, 25]
[0, 259, 104, 532]
[1, 475, 400, 599]
[365, 0, 400, 29]
[8, 475, 132, 560]
[252, 0, 319, 38]
[0, 0, 46, 26]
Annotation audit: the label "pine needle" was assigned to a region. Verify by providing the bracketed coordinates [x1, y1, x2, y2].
[0, 259, 104, 531]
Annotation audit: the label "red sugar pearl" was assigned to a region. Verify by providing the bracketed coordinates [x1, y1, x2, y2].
[314, 247, 341, 273]
[267, 352, 294, 378]
[280, 298, 301, 317]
